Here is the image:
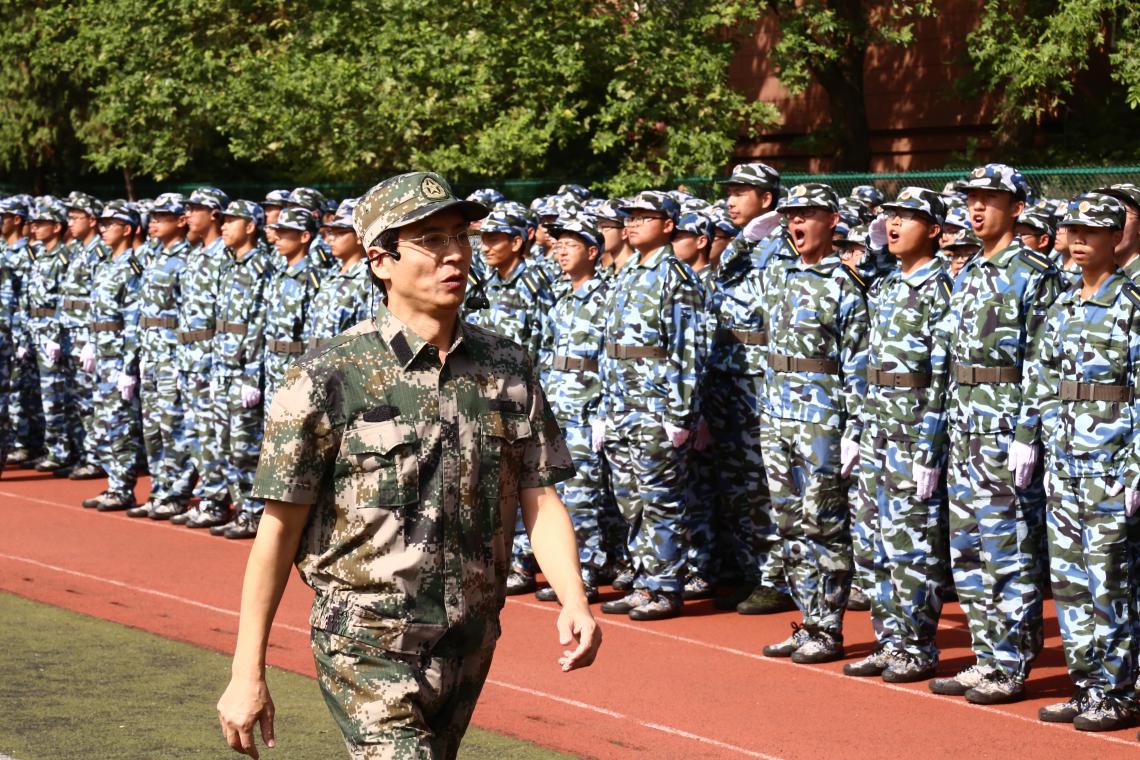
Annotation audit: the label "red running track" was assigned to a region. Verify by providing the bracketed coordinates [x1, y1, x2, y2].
[0, 470, 1136, 759]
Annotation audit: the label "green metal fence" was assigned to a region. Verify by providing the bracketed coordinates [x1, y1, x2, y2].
[6, 166, 1140, 204]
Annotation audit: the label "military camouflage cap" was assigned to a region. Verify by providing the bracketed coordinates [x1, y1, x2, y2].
[1015, 207, 1055, 236]
[1094, 183, 1140, 212]
[151, 192, 186, 215]
[498, 200, 535, 231]
[680, 197, 711, 213]
[778, 183, 840, 213]
[675, 209, 715, 239]
[881, 186, 946, 226]
[187, 186, 230, 211]
[835, 223, 869, 247]
[65, 191, 103, 217]
[0, 196, 29, 218]
[287, 187, 326, 212]
[592, 198, 629, 225]
[99, 199, 140, 227]
[263, 189, 291, 207]
[839, 197, 871, 224]
[943, 227, 982, 250]
[557, 183, 592, 200]
[619, 190, 680, 221]
[467, 187, 506, 206]
[29, 198, 67, 224]
[849, 185, 885, 209]
[353, 171, 487, 248]
[323, 198, 358, 229]
[539, 195, 583, 221]
[955, 163, 1028, 199]
[267, 206, 317, 233]
[719, 162, 780, 190]
[320, 197, 339, 216]
[547, 214, 603, 250]
[222, 199, 266, 228]
[480, 203, 528, 237]
[1058, 192, 1126, 229]
[943, 199, 970, 231]
[708, 205, 738, 237]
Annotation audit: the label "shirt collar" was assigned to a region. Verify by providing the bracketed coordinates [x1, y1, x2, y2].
[572, 275, 605, 299]
[489, 257, 527, 285]
[901, 257, 942, 288]
[632, 244, 671, 270]
[374, 301, 465, 370]
[1082, 268, 1128, 307]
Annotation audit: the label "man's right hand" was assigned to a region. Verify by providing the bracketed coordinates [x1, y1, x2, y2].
[218, 676, 276, 759]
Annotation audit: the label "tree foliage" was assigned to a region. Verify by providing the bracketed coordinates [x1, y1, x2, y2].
[0, 0, 777, 194]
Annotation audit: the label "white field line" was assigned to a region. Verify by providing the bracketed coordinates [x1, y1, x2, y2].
[0, 552, 780, 759]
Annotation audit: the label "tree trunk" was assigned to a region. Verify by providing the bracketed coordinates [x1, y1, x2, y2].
[123, 166, 135, 201]
[811, 0, 872, 171]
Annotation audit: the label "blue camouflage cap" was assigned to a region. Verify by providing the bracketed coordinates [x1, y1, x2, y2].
[619, 190, 680, 221]
[1094, 183, 1140, 212]
[0, 196, 29, 218]
[1058, 192, 1126, 229]
[1015, 207, 1055, 236]
[778, 183, 840, 213]
[849, 185, 884, 209]
[592, 199, 628, 225]
[955, 163, 1028, 200]
[719, 161, 780, 191]
[222, 199, 266, 228]
[267, 206, 316, 233]
[943, 198, 970, 230]
[835, 223, 869, 247]
[480, 203, 528, 237]
[99, 199, 140, 227]
[708, 205, 738, 237]
[65, 191, 103, 217]
[944, 227, 982, 250]
[881, 186, 946, 226]
[263, 189, 291, 207]
[322, 198, 358, 230]
[557, 183, 592, 200]
[187, 186, 230, 212]
[288, 187, 325, 212]
[675, 209, 714, 239]
[151, 192, 186, 215]
[547, 214, 603, 250]
[30, 198, 67, 224]
[680, 197, 711, 213]
[467, 188, 507, 206]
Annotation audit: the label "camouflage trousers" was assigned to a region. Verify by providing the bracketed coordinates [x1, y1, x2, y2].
[946, 430, 1045, 680]
[8, 346, 43, 453]
[140, 357, 193, 503]
[311, 628, 496, 760]
[91, 355, 141, 495]
[603, 411, 691, 595]
[34, 330, 78, 463]
[1048, 474, 1136, 703]
[685, 435, 720, 582]
[62, 326, 95, 465]
[854, 430, 948, 659]
[762, 415, 852, 636]
[0, 335, 12, 455]
[699, 372, 784, 589]
[181, 361, 228, 503]
[263, 352, 294, 411]
[211, 371, 264, 515]
[555, 421, 624, 573]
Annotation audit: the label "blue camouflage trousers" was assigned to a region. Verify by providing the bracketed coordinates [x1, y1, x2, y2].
[35, 331, 78, 463]
[9, 347, 43, 453]
[854, 430, 947, 659]
[946, 430, 1045, 681]
[62, 326, 95, 465]
[762, 415, 852, 636]
[212, 372, 264, 515]
[140, 357, 193, 503]
[604, 411, 690, 595]
[556, 421, 623, 574]
[1048, 474, 1136, 704]
[182, 363, 228, 504]
[91, 355, 141, 496]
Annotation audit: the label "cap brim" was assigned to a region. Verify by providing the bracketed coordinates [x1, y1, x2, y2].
[880, 201, 937, 220]
[386, 198, 488, 232]
[717, 176, 774, 187]
[1094, 187, 1140, 209]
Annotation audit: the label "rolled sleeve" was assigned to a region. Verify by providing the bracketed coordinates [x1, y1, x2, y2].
[518, 367, 574, 489]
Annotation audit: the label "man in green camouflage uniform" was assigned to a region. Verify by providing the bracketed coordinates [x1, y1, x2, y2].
[927, 164, 1063, 704]
[216, 172, 600, 760]
[842, 188, 952, 683]
[1018, 193, 1139, 731]
[758, 183, 869, 664]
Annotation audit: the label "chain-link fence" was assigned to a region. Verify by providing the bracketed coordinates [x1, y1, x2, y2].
[7, 166, 1140, 205]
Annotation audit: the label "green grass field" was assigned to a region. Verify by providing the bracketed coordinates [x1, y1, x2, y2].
[0, 592, 576, 759]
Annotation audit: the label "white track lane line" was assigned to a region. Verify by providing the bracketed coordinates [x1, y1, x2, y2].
[0, 552, 778, 759]
[506, 598, 1138, 750]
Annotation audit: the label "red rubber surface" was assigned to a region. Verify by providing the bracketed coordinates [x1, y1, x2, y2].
[1, 471, 1137, 759]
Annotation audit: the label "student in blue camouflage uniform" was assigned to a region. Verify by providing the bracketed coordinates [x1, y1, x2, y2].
[81, 200, 144, 511]
[207, 200, 275, 540]
[705, 163, 797, 614]
[842, 188, 952, 683]
[1095, 184, 1140, 280]
[59, 192, 108, 479]
[25, 199, 78, 471]
[309, 199, 373, 349]
[758, 183, 869, 664]
[181, 187, 232, 524]
[533, 215, 616, 604]
[597, 190, 708, 621]
[0, 197, 44, 463]
[135, 194, 196, 519]
[261, 189, 290, 249]
[926, 164, 1063, 704]
[944, 227, 981, 286]
[288, 187, 337, 272]
[1017, 194, 1139, 731]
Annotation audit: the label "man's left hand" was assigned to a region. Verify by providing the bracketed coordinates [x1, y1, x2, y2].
[556, 603, 601, 672]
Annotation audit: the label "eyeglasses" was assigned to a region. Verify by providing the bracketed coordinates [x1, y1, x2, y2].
[401, 232, 473, 258]
[885, 209, 924, 222]
[624, 215, 667, 227]
[552, 239, 586, 251]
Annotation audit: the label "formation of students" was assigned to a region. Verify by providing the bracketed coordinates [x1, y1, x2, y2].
[5, 161, 1140, 734]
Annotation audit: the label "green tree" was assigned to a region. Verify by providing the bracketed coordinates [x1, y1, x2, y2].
[763, 0, 934, 171]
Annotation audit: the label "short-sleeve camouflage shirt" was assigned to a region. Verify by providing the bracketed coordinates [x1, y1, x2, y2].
[250, 302, 573, 655]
